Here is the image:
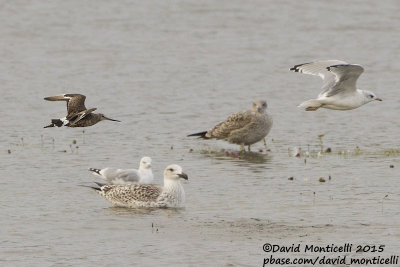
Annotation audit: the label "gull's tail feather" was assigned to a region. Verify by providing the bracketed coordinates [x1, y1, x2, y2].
[79, 184, 101, 191]
[79, 183, 109, 196]
[298, 99, 323, 111]
[94, 182, 107, 187]
[187, 131, 208, 138]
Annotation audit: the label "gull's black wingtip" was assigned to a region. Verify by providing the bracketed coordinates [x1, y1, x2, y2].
[326, 64, 348, 72]
[291, 61, 317, 72]
[290, 62, 308, 72]
[89, 168, 101, 175]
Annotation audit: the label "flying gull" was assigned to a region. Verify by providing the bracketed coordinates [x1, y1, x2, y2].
[188, 100, 273, 152]
[88, 164, 188, 208]
[44, 94, 120, 128]
[89, 156, 154, 185]
[290, 60, 382, 111]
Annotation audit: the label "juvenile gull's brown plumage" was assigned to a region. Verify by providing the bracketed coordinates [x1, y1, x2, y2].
[188, 100, 273, 151]
[43, 93, 120, 128]
[90, 164, 188, 208]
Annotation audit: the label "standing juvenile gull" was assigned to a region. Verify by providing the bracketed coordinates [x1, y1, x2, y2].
[89, 157, 154, 185]
[89, 164, 188, 208]
[188, 100, 273, 152]
[290, 60, 382, 111]
[43, 94, 120, 128]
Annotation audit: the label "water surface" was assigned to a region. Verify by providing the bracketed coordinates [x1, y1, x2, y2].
[1, 0, 399, 266]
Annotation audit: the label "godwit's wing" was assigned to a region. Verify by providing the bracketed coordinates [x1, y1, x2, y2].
[67, 108, 97, 126]
[44, 94, 87, 115]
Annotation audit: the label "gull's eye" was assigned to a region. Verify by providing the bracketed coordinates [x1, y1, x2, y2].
[168, 168, 174, 172]
[369, 94, 374, 98]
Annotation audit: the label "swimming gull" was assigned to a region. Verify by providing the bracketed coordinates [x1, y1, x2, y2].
[188, 100, 273, 151]
[89, 164, 188, 208]
[89, 156, 154, 185]
[44, 94, 120, 128]
[290, 60, 382, 111]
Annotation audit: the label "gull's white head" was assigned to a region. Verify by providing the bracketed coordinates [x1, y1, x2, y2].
[252, 100, 268, 113]
[139, 156, 152, 169]
[164, 164, 188, 181]
[362, 90, 382, 103]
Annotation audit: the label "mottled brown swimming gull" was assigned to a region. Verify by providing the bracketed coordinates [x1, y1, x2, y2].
[89, 157, 154, 185]
[290, 60, 382, 111]
[188, 100, 273, 151]
[88, 164, 188, 208]
[44, 94, 120, 128]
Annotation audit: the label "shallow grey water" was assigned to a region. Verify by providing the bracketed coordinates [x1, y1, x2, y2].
[1, 0, 399, 266]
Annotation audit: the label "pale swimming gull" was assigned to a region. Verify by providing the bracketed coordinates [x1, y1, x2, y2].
[290, 60, 382, 111]
[44, 94, 120, 128]
[88, 164, 188, 208]
[188, 100, 273, 152]
[89, 156, 154, 185]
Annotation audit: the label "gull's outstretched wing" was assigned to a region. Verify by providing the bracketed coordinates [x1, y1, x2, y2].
[323, 64, 364, 97]
[290, 60, 349, 96]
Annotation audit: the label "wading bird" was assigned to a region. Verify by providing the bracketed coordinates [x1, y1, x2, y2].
[44, 94, 120, 128]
